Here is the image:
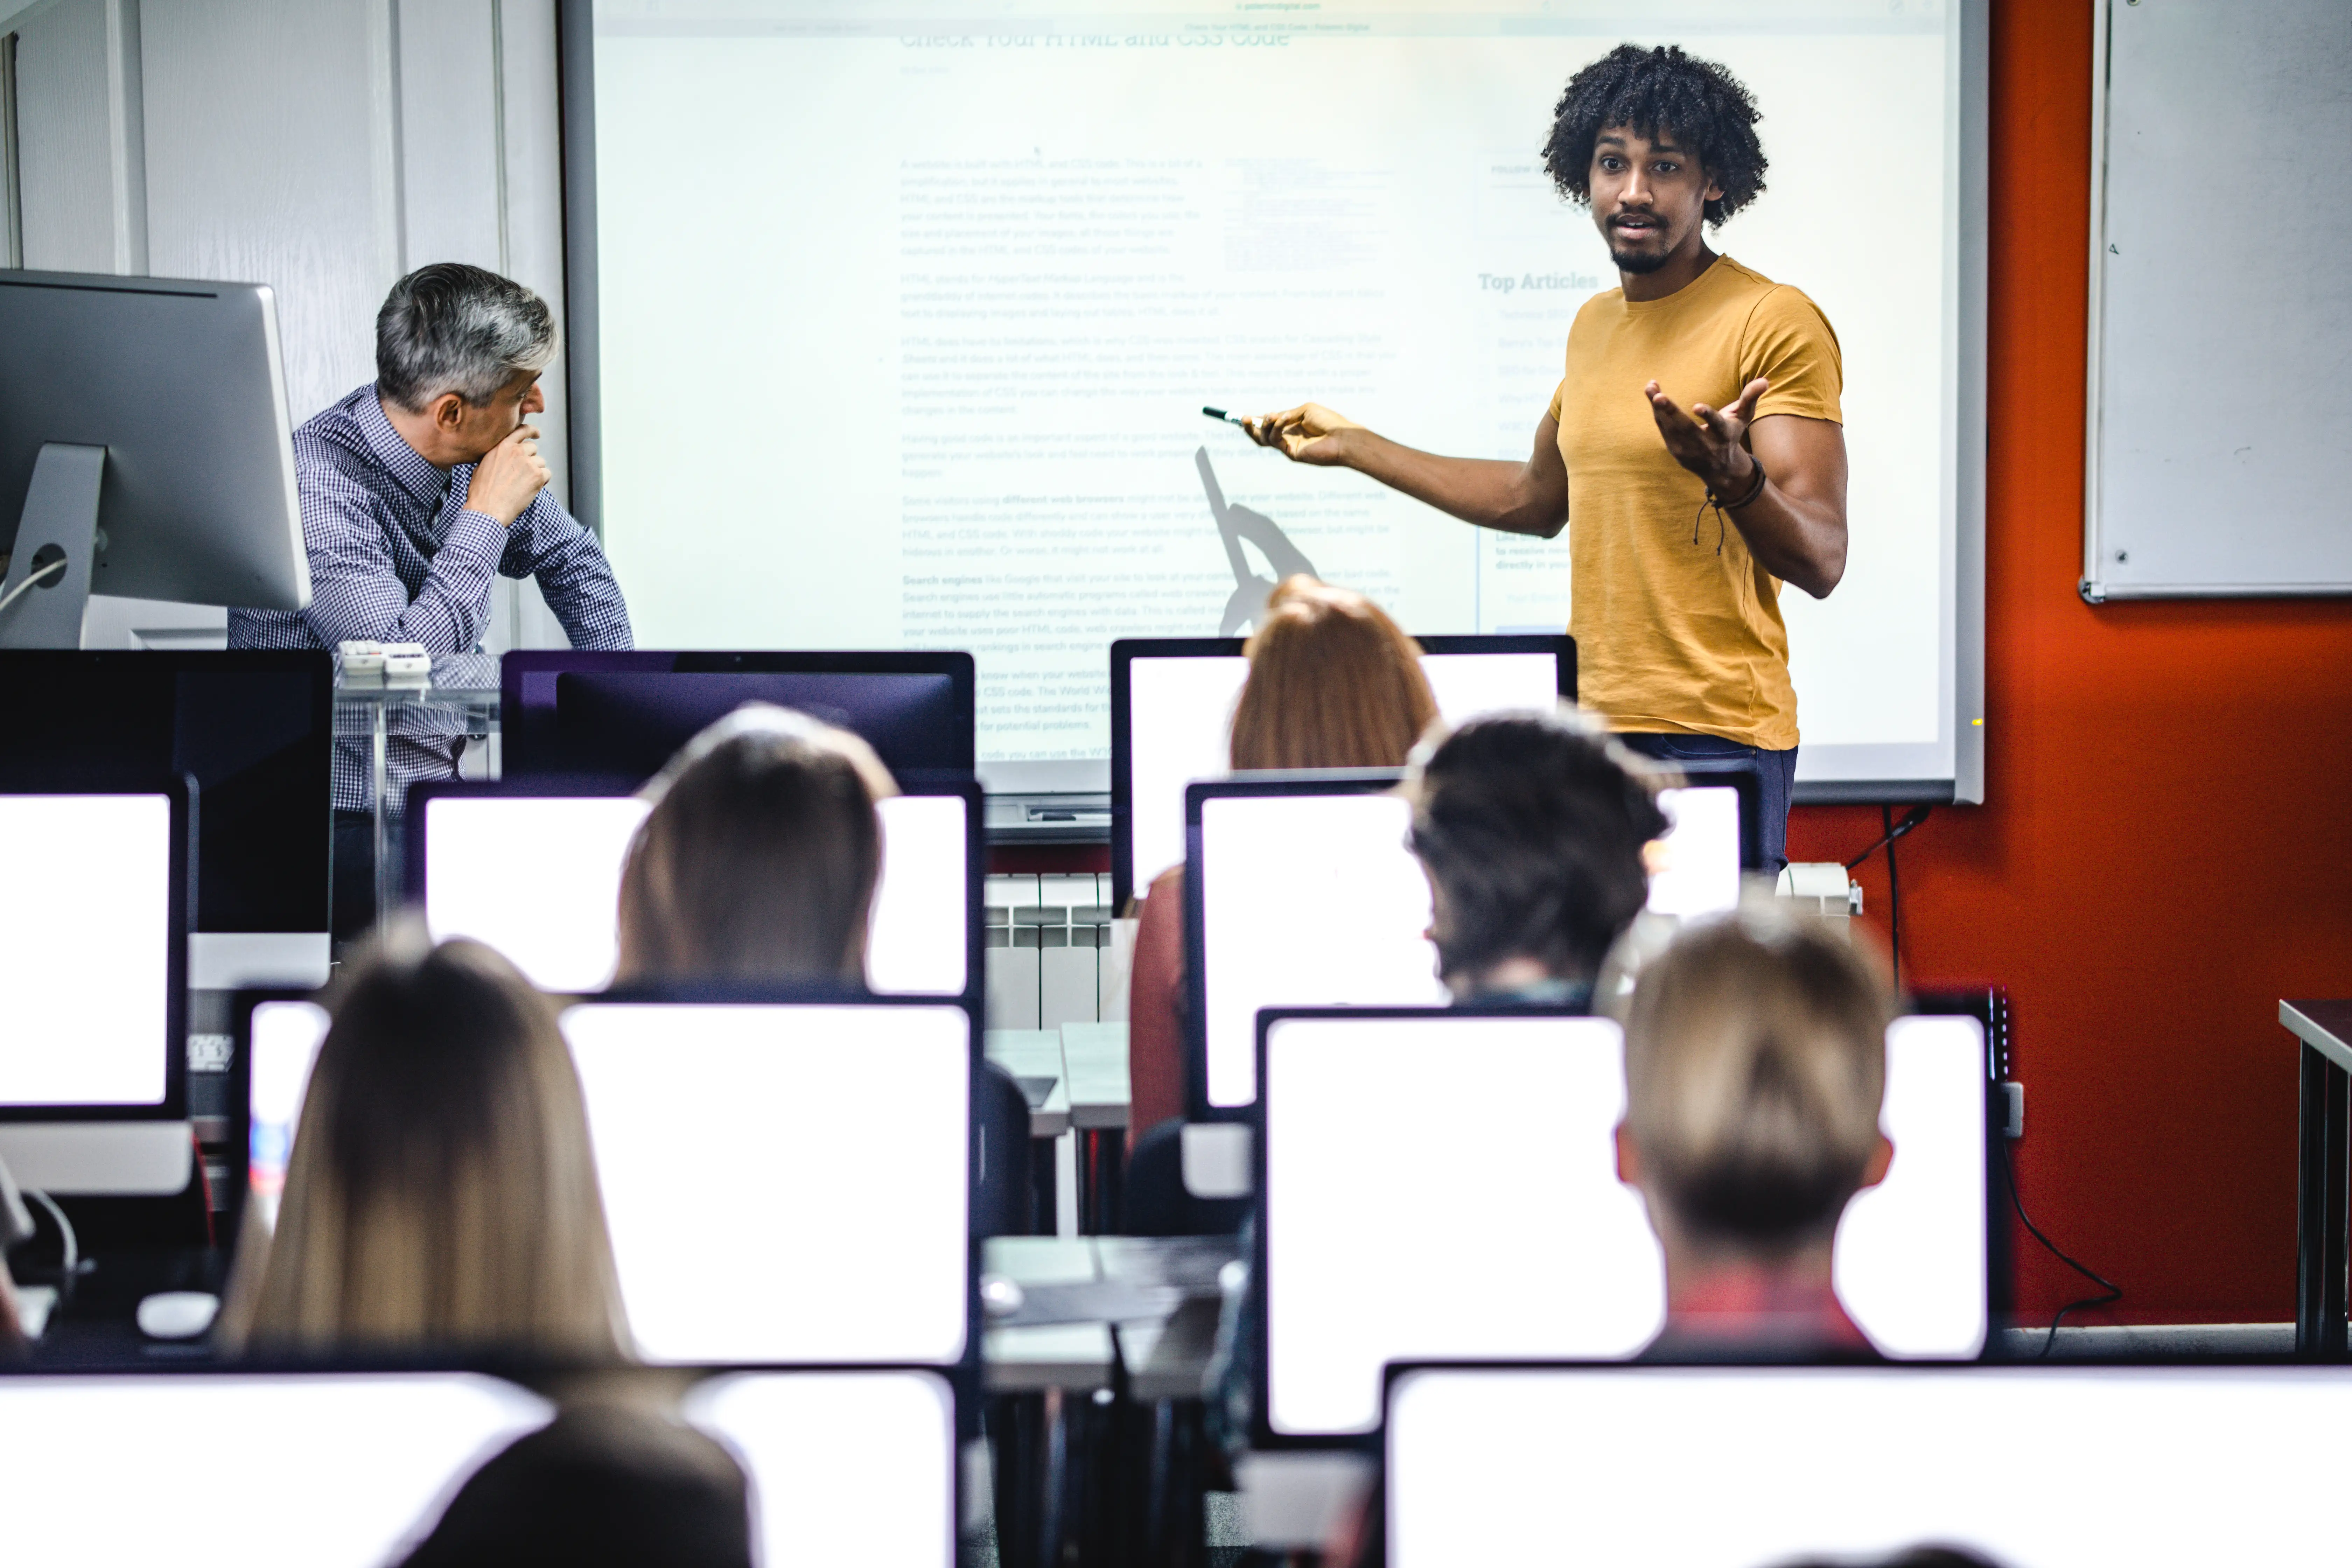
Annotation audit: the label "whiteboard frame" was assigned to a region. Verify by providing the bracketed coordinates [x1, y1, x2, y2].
[2080, 0, 2352, 604]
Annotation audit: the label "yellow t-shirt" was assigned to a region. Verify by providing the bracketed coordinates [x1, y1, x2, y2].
[1546, 254, 1841, 751]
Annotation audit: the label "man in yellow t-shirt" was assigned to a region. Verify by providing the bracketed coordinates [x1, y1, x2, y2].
[1244, 43, 1847, 871]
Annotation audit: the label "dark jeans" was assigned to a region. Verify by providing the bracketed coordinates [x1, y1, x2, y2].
[1617, 732, 1798, 875]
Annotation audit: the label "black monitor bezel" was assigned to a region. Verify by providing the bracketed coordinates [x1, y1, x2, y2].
[1111, 634, 1574, 909]
[498, 650, 979, 784]
[404, 776, 987, 1011]
[0, 776, 192, 1123]
[1181, 771, 1409, 1122]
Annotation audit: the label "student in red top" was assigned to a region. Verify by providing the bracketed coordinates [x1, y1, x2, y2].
[1617, 904, 1895, 1358]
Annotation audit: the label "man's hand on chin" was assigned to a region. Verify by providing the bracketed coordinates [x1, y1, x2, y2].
[464, 423, 552, 526]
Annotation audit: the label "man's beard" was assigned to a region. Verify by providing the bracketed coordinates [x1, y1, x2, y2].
[1608, 237, 1673, 274]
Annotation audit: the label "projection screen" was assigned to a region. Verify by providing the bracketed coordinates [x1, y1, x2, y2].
[573, 0, 1985, 802]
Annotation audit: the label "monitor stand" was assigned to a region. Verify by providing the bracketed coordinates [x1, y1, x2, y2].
[0, 1122, 193, 1197]
[0, 442, 104, 649]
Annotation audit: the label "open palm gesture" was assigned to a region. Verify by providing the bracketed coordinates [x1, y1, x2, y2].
[1646, 376, 1768, 493]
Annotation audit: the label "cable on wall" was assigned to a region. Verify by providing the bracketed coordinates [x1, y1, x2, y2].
[1846, 804, 1933, 991]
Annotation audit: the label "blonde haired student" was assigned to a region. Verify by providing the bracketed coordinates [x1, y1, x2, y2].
[220, 929, 630, 1359]
[1617, 904, 1895, 1357]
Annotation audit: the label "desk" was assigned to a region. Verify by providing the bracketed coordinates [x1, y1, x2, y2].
[1060, 1023, 1131, 1232]
[2284, 1000, 2352, 1356]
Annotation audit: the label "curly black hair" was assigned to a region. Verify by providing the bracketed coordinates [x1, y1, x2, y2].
[1541, 44, 1767, 228]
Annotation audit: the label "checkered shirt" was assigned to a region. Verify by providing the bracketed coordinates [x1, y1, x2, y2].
[227, 383, 633, 811]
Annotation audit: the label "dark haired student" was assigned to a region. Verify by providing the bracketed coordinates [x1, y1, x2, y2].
[1245, 43, 1845, 872]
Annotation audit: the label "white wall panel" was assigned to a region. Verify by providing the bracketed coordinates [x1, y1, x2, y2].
[13, 0, 140, 273]
[140, 0, 398, 421]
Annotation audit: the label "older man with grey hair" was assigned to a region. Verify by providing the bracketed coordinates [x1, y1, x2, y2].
[232, 262, 632, 934]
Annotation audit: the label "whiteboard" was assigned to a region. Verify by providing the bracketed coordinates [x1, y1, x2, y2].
[2082, 0, 2352, 601]
[571, 0, 1989, 804]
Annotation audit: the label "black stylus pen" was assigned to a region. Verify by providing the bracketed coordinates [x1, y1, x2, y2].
[1202, 406, 1250, 426]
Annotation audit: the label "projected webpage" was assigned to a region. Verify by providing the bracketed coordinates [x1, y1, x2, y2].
[593, 0, 1961, 787]
[1260, 1011, 1988, 1435]
[1126, 646, 1560, 890]
[1388, 1367, 2352, 1567]
[0, 793, 172, 1107]
[421, 792, 971, 995]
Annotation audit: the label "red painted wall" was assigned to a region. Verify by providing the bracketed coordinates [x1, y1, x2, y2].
[1788, 0, 2352, 1325]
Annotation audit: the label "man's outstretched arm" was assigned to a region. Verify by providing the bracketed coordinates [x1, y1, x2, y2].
[1242, 403, 1570, 539]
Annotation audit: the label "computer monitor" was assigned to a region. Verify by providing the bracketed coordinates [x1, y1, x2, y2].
[0, 650, 334, 986]
[561, 996, 973, 1366]
[0, 270, 308, 648]
[1385, 1364, 2352, 1566]
[499, 651, 976, 787]
[0, 782, 194, 1195]
[236, 993, 330, 1234]
[1184, 765, 1762, 1112]
[0, 1366, 958, 1568]
[1184, 776, 1443, 1112]
[685, 1370, 958, 1568]
[1111, 634, 1573, 906]
[408, 780, 981, 998]
[1254, 1009, 1993, 1441]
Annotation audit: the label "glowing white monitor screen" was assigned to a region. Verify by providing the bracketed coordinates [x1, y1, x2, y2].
[1261, 1014, 1659, 1436]
[1260, 1011, 1987, 1435]
[0, 1373, 549, 1567]
[563, 1002, 971, 1365]
[246, 999, 330, 1231]
[688, 1371, 956, 1568]
[1126, 649, 1559, 893]
[1196, 791, 1448, 1107]
[1388, 1366, 2352, 1567]
[421, 792, 969, 995]
[0, 793, 172, 1106]
[1646, 785, 1744, 918]
[421, 794, 650, 993]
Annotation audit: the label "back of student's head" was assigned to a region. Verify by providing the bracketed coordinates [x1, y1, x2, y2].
[398, 1403, 752, 1568]
[615, 703, 898, 986]
[1228, 576, 1438, 770]
[1623, 906, 1895, 1253]
[1405, 708, 1668, 990]
[223, 926, 628, 1358]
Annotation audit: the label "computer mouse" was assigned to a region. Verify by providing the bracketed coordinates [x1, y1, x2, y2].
[136, 1290, 220, 1340]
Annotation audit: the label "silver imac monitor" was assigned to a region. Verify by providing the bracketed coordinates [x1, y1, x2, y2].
[1112, 633, 1573, 906]
[0, 783, 195, 1195]
[408, 781, 981, 998]
[1183, 771, 1753, 1113]
[0, 270, 309, 648]
[1385, 1364, 2352, 1566]
[0, 1366, 958, 1568]
[1254, 1010, 1993, 1442]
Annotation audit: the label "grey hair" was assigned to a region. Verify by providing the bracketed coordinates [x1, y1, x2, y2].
[375, 262, 559, 413]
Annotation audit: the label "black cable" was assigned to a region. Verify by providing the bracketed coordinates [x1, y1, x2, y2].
[1885, 806, 1900, 992]
[1845, 805, 1932, 993]
[1998, 1136, 2123, 1358]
